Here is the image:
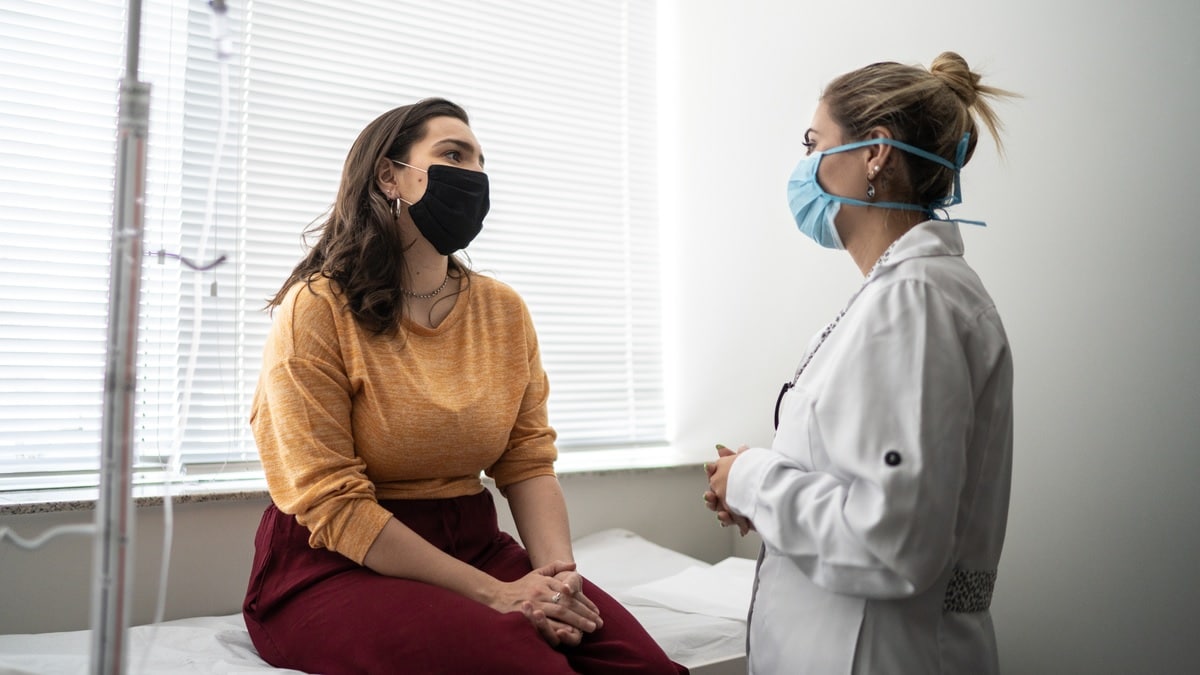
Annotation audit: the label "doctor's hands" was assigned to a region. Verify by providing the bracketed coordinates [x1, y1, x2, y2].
[497, 561, 603, 648]
[704, 444, 755, 536]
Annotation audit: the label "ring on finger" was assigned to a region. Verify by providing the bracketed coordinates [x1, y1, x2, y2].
[551, 591, 562, 604]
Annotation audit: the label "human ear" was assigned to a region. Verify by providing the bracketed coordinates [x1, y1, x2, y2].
[375, 157, 399, 198]
[864, 126, 895, 179]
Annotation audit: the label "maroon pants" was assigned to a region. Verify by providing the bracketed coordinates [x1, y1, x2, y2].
[243, 490, 687, 674]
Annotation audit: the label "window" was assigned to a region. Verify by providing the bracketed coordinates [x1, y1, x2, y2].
[0, 0, 662, 491]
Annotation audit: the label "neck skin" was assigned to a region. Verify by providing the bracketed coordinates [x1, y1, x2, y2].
[838, 205, 925, 276]
[395, 210, 460, 329]
[395, 209, 451, 295]
[403, 243, 451, 296]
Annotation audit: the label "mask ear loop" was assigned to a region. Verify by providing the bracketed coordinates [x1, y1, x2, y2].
[387, 159, 423, 213]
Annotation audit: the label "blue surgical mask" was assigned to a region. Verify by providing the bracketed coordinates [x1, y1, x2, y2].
[786, 134, 976, 249]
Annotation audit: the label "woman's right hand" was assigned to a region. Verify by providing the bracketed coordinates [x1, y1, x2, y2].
[491, 561, 602, 647]
[705, 444, 755, 536]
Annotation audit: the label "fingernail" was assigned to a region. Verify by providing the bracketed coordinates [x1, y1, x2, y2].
[715, 443, 727, 450]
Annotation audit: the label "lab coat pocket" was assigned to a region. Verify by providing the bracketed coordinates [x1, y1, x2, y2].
[772, 383, 824, 472]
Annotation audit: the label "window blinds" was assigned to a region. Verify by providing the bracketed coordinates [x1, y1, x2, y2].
[0, 1, 128, 488]
[0, 0, 663, 490]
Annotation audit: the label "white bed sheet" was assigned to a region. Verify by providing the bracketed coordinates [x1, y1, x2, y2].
[0, 528, 747, 674]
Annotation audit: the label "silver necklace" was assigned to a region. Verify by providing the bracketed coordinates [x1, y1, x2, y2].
[401, 273, 450, 300]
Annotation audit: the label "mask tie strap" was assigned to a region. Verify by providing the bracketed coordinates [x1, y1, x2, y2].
[814, 141, 934, 213]
[930, 206, 987, 228]
[931, 133, 985, 225]
[817, 134, 985, 224]
[928, 133, 971, 210]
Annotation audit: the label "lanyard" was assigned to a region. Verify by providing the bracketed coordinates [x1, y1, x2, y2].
[774, 240, 899, 430]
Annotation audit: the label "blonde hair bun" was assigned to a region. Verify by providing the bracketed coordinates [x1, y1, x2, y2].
[930, 51, 981, 107]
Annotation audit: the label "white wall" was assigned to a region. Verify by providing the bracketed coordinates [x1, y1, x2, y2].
[0, 500, 265, 635]
[664, 1, 1200, 673]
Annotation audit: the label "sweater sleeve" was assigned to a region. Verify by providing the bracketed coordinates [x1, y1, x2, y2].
[725, 278, 972, 598]
[486, 299, 558, 492]
[250, 287, 393, 565]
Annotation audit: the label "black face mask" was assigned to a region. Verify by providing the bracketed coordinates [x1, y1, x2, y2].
[403, 164, 490, 255]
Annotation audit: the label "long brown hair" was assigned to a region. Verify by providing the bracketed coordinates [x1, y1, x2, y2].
[822, 52, 1018, 207]
[267, 98, 471, 334]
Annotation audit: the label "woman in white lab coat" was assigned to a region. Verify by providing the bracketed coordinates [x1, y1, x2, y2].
[705, 52, 1017, 674]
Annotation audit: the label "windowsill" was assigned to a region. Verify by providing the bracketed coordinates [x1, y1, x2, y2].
[0, 445, 709, 516]
[553, 445, 709, 474]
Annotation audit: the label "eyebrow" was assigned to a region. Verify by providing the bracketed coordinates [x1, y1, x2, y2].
[434, 138, 485, 167]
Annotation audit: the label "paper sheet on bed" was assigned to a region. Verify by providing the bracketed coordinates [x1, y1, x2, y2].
[621, 556, 757, 621]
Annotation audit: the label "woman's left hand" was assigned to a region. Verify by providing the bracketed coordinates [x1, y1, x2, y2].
[520, 568, 602, 647]
[552, 570, 599, 616]
[550, 569, 601, 645]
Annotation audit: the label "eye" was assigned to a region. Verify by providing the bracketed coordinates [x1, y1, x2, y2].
[802, 131, 817, 156]
[444, 149, 463, 162]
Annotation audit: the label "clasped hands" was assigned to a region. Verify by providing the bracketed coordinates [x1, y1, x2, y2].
[704, 444, 755, 536]
[497, 561, 601, 648]
[494, 443, 755, 649]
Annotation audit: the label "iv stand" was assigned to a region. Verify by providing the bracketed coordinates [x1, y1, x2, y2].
[91, 0, 149, 670]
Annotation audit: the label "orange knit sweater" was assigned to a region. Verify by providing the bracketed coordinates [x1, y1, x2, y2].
[250, 274, 558, 564]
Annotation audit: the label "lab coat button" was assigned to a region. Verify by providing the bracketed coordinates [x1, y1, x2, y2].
[884, 450, 902, 466]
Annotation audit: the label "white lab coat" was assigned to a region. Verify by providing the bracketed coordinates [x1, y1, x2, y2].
[726, 220, 1013, 675]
